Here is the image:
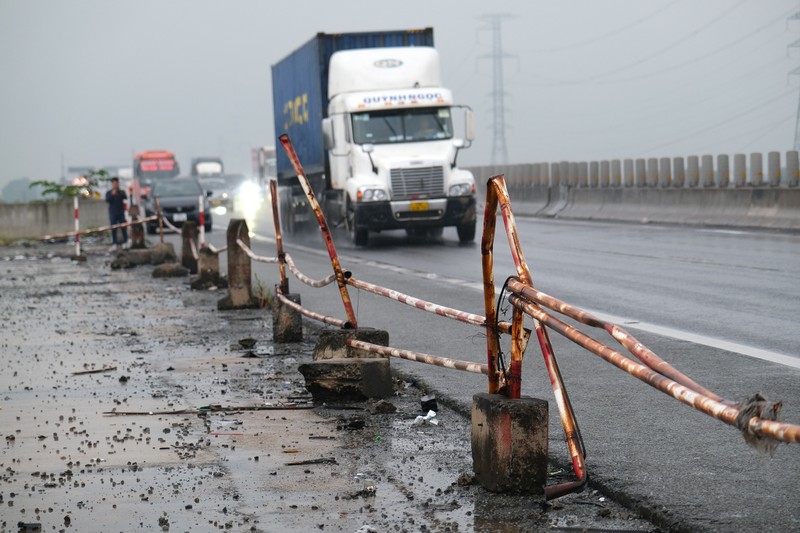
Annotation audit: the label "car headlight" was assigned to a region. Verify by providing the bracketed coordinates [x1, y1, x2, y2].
[449, 183, 475, 197]
[358, 188, 388, 202]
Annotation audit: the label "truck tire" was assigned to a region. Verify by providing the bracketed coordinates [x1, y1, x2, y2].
[346, 199, 368, 246]
[457, 221, 476, 243]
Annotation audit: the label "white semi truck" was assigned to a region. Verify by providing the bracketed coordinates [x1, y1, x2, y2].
[271, 28, 476, 246]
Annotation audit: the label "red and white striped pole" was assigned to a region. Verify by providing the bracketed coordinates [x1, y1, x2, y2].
[73, 195, 81, 257]
[198, 194, 206, 248]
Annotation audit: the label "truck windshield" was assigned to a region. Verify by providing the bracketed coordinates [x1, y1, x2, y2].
[352, 108, 453, 145]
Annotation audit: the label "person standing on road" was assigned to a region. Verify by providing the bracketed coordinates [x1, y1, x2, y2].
[105, 177, 128, 251]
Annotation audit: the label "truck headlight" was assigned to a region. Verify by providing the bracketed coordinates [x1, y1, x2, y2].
[449, 183, 475, 197]
[358, 188, 388, 202]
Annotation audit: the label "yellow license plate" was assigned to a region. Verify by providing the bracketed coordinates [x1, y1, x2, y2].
[410, 201, 429, 211]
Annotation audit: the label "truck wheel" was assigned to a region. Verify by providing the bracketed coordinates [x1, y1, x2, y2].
[346, 200, 368, 246]
[457, 221, 476, 243]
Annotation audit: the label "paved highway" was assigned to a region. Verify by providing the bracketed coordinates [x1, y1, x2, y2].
[201, 206, 799, 532]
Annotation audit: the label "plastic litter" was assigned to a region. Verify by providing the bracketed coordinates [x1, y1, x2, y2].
[420, 393, 438, 412]
[412, 410, 439, 426]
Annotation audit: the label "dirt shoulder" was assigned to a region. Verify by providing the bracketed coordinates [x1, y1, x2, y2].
[0, 241, 660, 533]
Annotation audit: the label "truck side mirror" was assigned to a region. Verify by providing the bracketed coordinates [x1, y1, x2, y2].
[465, 109, 475, 143]
[322, 118, 334, 150]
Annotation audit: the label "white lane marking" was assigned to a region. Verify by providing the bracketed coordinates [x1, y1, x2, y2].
[251, 232, 799, 369]
[588, 312, 800, 370]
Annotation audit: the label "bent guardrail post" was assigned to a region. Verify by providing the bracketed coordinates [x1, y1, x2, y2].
[279, 134, 396, 400]
[279, 134, 357, 329]
[270, 178, 289, 295]
[267, 178, 302, 342]
[480, 174, 587, 500]
[155, 198, 165, 244]
[217, 219, 259, 310]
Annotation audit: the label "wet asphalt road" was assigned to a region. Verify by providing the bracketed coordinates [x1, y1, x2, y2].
[203, 206, 800, 533]
[1, 237, 663, 533]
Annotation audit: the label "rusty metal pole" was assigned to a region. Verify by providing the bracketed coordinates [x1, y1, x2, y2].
[488, 176, 587, 497]
[279, 134, 357, 329]
[155, 198, 164, 244]
[270, 179, 289, 295]
[480, 177, 502, 394]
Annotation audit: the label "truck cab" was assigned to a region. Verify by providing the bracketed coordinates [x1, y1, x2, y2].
[323, 47, 476, 245]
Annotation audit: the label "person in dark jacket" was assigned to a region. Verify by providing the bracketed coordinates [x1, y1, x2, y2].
[105, 177, 128, 250]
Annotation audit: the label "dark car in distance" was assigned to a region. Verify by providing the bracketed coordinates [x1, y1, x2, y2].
[145, 177, 212, 234]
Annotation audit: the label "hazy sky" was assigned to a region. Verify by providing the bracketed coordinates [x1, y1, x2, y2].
[1, 0, 797, 188]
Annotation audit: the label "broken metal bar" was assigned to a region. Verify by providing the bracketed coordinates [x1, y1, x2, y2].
[276, 291, 348, 329]
[270, 179, 290, 294]
[346, 338, 488, 375]
[285, 457, 337, 466]
[280, 134, 358, 329]
[102, 403, 312, 416]
[346, 277, 510, 333]
[38, 216, 159, 241]
[72, 366, 117, 375]
[506, 277, 727, 404]
[236, 238, 279, 263]
[508, 293, 800, 445]
[285, 253, 337, 288]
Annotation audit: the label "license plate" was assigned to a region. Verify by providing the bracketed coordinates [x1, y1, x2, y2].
[173, 213, 188, 222]
[410, 201, 429, 212]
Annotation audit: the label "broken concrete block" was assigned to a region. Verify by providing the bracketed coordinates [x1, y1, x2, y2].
[298, 358, 392, 402]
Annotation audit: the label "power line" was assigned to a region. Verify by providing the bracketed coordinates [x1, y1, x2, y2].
[522, 0, 683, 54]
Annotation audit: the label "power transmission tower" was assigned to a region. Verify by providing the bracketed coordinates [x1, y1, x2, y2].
[480, 14, 515, 165]
[790, 12, 800, 150]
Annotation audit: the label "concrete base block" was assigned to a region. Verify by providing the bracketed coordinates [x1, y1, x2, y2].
[273, 293, 303, 343]
[191, 247, 227, 290]
[313, 328, 389, 360]
[150, 243, 177, 265]
[298, 358, 392, 402]
[471, 393, 548, 495]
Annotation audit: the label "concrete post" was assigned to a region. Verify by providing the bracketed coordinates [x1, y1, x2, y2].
[672, 157, 685, 188]
[589, 161, 599, 188]
[687, 156, 700, 188]
[180, 221, 198, 274]
[635, 158, 646, 187]
[717, 154, 730, 188]
[646, 158, 658, 187]
[472, 393, 548, 495]
[600, 160, 610, 189]
[540, 162, 550, 188]
[559, 161, 569, 187]
[190, 246, 225, 290]
[750, 152, 764, 186]
[550, 162, 560, 187]
[578, 161, 588, 188]
[767, 151, 781, 187]
[217, 219, 259, 310]
[701, 155, 715, 187]
[273, 293, 303, 342]
[787, 150, 799, 187]
[733, 154, 747, 187]
[658, 157, 671, 188]
[624, 159, 634, 187]
[568, 162, 579, 187]
[611, 159, 622, 188]
[530, 163, 540, 187]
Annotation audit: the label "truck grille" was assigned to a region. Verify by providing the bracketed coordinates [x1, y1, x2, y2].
[390, 166, 444, 200]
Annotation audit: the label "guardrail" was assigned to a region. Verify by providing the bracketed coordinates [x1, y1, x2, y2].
[467, 151, 800, 231]
[214, 134, 798, 500]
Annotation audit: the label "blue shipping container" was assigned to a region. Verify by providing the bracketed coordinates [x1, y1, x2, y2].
[271, 28, 435, 182]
